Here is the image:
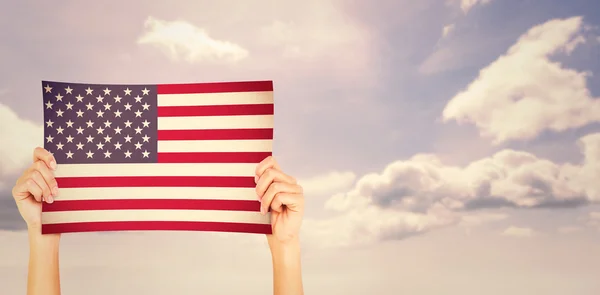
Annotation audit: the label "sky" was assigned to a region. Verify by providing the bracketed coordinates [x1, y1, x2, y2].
[1, 0, 600, 294]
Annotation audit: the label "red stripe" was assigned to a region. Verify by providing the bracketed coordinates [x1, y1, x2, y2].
[157, 104, 274, 117]
[56, 176, 255, 188]
[157, 81, 273, 94]
[42, 221, 272, 234]
[43, 199, 260, 212]
[157, 129, 273, 140]
[157, 152, 271, 163]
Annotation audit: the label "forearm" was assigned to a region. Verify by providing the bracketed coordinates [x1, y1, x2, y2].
[27, 228, 61, 295]
[268, 235, 303, 295]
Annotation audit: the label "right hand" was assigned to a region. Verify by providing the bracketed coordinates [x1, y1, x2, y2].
[11, 147, 59, 230]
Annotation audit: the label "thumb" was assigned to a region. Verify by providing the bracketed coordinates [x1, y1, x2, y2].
[270, 193, 304, 213]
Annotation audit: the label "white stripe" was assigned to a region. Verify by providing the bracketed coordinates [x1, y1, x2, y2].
[42, 210, 270, 224]
[55, 163, 256, 177]
[157, 91, 273, 106]
[157, 139, 272, 152]
[55, 187, 257, 201]
[157, 115, 273, 130]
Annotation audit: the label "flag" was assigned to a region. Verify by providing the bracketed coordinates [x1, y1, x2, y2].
[40, 80, 274, 235]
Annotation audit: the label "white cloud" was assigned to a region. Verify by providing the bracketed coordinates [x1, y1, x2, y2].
[137, 16, 249, 63]
[0, 103, 43, 190]
[501, 226, 534, 237]
[442, 24, 456, 38]
[442, 16, 600, 144]
[303, 132, 600, 247]
[460, 0, 492, 14]
[298, 171, 356, 196]
[557, 226, 583, 234]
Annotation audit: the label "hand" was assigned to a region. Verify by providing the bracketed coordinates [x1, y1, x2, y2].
[255, 156, 304, 244]
[12, 147, 59, 231]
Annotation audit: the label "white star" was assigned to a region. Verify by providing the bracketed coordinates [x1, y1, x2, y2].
[124, 120, 132, 128]
[66, 150, 74, 158]
[124, 103, 132, 110]
[56, 126, 64, 134]
[114, 126, 122, 134]
[96, 110, 104, 117]
[86, 150, 94, 158]
[55, 94, 63, 101]
[142, 102, 150, 110]
[56, 142, 64, 150]
[96, 142, 104, 150]
[86, 103, 94, 110]
[104, 150, 112, 158]
[75, 94, 84, 102]
[45, 101, 53, 109]
[114, 95, 122, 103]
[44, 84, 52, 93]
[124, 150, 132, 158]
[56, 109, 64, 117]
[76, 142, 84, 150]
[124, 135, 132, 142]
[66, 120, 74, 128]
[134, 95, 142, 103]
[96, 127, 105, 134]
[65, 102, 74, 110]
[103, 120, 112, 128]
[134, 110, 142, 117]
[104, 135, 112, 142]
[104, 102, 112, 110]
[46, 135, 54, 143]
[124, 88, 132, 95]
[142, 135, 150, 142]
[45, 120, 54, 127]
[142, 88, 150, 95]
[142, 120, 150, 128]
[134, 142, 143, 149]
[85, 87, 93, 95]
[114, 142, 122, 149]
[134, 126, 142, 134]
[86, 120, 94, 128]
[76, 126, 84, 134]
[103, 88, 111, 95]
[65, 86, 73, 94]
[86, 135, 94, 143]
[96, 95, 104, 103]
[142, 150, 150, 158]
[114, 110, 122, 117]
[76, 109, 84, 117]
[66, 135, 74, 143]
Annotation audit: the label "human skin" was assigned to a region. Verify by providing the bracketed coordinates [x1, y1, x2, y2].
[12, 147, 304, 295]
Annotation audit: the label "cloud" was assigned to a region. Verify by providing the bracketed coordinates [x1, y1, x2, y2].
[581, 211, 600, 229]
[442, 24, 456, 38]
[0, 102, 43, 190]
[442, 16, 600, 144]
[501, 226, 534, 237]
[460, 0, 492, 14]
[303, 132, 600, 247]
[298, 171, 356, 197]
[137, 16, 249, 63]
[556, 226, 583, 234]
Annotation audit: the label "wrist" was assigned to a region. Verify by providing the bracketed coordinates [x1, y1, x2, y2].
[267, 235, 301, 263]
[28, 227, 61, 248]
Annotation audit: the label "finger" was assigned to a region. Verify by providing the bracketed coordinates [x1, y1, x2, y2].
[254, 156, 280, 182]
[270, 193, 304, 213]
[29, 170, 53, 203]
[260, 182, 303, 215]
[33, 147, 57, 170]
[14, 177, 43, 203]
[255, 168, 297, 198]
[33, 160, 59, 199]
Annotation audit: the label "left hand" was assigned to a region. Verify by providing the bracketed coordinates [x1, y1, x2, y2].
[255, 156, 304, 244]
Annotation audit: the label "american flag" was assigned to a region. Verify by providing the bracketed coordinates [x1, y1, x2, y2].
[40, 80, 274, 235]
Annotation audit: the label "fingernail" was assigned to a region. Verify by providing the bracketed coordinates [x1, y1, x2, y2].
[260, 207, 264, 215]
[52, 186, 59, 196]
[47, 196, 54, 203]
[254, 175, 258, 183]
[50, 160, 57, 170]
